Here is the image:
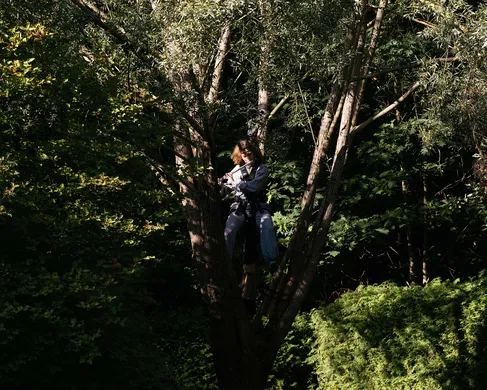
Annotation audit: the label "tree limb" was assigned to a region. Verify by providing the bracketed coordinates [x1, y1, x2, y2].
[267, 73, 310, 120]
[351, 81, 421, 134]
[96, 129, 194, 193]
[268, 94, 289, 119]
[180, 111, 207, 140]
[411, 18, 437, 29]
[350, 0, 387, 128]
[70, 0, 153, 60]
[207, 21, 231, 104]
[70, 0, 207, 143]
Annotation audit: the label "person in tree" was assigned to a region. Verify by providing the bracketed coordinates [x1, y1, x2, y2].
[221, 139, 279, 275]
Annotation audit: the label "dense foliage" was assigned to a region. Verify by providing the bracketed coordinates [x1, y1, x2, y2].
[0, 22, 191, 389]
[311, 275, 487, 389]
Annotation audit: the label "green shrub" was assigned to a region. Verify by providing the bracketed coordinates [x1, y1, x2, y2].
[268, 313, 317, 390]
[155, 307, 218, 390]
[311, 276, 487, 389]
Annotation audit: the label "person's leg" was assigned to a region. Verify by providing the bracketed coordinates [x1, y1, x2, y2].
[241, 218, 259, 314]
[224, 211, 245, 259]
[243, 217, 258, 264]
[256, 210, 279, 271]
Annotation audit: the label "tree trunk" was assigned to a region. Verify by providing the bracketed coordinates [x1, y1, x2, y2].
[422, 169, 429, 285]
[350, 0, 388, 129]
[194, 193, 260, 390]
[401, 169, 418, 285]
[256, 0, 271, 155]
[395, 82, 417, 286]
[69, 1, 423, 387]
[269, 0, 369, 337]
[207, 22, 231, 105]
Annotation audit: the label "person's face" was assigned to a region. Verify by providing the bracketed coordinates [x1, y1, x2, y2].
[241, 147, 254, 164]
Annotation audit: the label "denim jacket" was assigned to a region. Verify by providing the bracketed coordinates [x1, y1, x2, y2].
[224, 161, 270, 214]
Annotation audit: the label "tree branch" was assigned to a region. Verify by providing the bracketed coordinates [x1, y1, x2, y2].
[351, 81, 421, 134]
[267, 73, 310, 120]
[173, 130, 199, 149]
[70, 0, 207, 142]
[207, 21, 231, 104]
[350, 0, 388, 128]
[96, 129, 194, 193]
[180, 111, 207, 140]
[144, 153, 194, 194]
[70, 0, 153, 60]
[411, 18, 437, 29]
[267, 94, 289, 119]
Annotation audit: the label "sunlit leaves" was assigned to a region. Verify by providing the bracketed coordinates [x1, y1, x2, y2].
[312, 276, 487, 389]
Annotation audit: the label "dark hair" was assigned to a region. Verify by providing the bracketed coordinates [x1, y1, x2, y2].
[231, 139, 262, 165]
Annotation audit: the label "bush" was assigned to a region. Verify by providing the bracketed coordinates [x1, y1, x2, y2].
[268, 313, 317, 389]
[311, 276, 487, 389]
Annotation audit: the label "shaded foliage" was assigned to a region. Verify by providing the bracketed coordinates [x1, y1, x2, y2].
[0, 22, 191, 389]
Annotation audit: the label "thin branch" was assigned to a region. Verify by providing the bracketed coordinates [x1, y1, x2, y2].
[411, 18, 437, 29]
[161, 142, 191, 163]
[143, 152, 194, 193]
[328, 90, 347, 144]
[267, 73, 309, 120]
[350, 64, 416, 82]
[437, 57, 458, 62]
[268, 94, 289, 119]
[351, 81, 420, 134]
[70, 0, 207, 143]
[96, 129, 193, 193]
[298, 82, 317, 147]
[434, 170, 473, 196]
[350, 0, 388, 128]
[180, 112, 207, 140]
[172, 130, 199, 149]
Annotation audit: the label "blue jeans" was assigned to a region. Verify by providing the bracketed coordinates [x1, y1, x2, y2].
[224, 209, 279, 267]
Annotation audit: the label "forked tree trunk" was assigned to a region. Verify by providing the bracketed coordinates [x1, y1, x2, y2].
[263, 0, 369, 322]
[70, 1, 421, 388]
[191, 191, 260, 389]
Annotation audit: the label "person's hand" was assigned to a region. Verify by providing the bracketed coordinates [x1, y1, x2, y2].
[224, 173, 234, 183]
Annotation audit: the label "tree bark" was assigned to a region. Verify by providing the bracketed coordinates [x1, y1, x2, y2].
[422, 166, 429, 285]
[256, 0, 271, 155]
[278, 57, 363, 342]
[351, 81, 421, 135]
[395, 81, 417, 286]
[207, 21, 231, 105]
[350, 0, 388, 128]
[263, 0, 369, 326]
[401, 167, 418, 285]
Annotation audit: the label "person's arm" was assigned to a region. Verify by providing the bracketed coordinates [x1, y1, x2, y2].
[219, 165, 239, 186]
[236, 164, 268, 194]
